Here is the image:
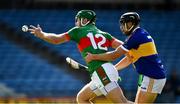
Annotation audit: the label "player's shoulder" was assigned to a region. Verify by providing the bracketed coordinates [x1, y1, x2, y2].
[97, 29, 105, 34]
[68, 26, 81, 34]
[97, 30, 114, 40]
[131, 27, 148, 40]
[134, 27, 149, 36]
[69, 26, 80, 31]
[96, 29, 111, 35]
[132, 27, 153, 43]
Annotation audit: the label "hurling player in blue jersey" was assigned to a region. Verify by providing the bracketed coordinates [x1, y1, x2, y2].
[85, 12, 166, 103]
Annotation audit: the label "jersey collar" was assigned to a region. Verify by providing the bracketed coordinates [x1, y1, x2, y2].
[132, 26, 140, 33]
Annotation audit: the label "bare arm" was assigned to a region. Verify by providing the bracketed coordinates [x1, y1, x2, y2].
[86, 46, 127, 62]
[115, 56, 132, 71]
[28, 25, 69, 44]
[111, 38, 124, 49]
[111, 39, 131, 71]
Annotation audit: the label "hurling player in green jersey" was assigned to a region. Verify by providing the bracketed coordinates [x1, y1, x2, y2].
[28, 10, 132, 103]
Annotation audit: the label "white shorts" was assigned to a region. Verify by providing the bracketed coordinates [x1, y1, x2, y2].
[139, 75, 166, 94]
[89, 63, 119, 96]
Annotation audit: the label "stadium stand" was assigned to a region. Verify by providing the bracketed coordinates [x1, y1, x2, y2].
[0, 32, 84, 97]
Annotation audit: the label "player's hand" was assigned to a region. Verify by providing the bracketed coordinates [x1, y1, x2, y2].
[85, 52, 94, 63]
[28, 24, 43, 38]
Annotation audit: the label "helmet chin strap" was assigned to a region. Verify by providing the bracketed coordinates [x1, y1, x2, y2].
[81, 18, 90, 26]
[124, 23, 135, 36]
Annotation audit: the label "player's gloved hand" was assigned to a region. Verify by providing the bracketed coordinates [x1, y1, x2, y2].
[29, 24, 43, 38]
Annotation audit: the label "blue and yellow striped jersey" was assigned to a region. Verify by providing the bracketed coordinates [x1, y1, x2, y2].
[121, 27, 166, 79]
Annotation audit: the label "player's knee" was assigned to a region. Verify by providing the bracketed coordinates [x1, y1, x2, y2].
[76, 92, 87, 103]
[121, 96, 128, 103]
[76, 93, 81, 103]
[105, 82, 129, 103]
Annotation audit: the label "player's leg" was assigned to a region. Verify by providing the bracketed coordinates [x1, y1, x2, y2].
[76, 82, 97, 103]
[135, 88, 157, 103]
[93, 63, 131, 103]
[105, 83, 128, 103]
[135, 75, 166, 103]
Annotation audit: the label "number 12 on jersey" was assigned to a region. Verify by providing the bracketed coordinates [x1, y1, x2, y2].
[87, 33, 107, 51]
